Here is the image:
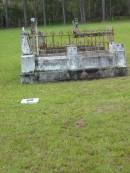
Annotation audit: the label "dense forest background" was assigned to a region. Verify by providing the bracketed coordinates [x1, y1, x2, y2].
[0, 0, 130, 28]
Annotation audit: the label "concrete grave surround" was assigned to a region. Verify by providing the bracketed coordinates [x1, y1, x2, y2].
[21, 31, 128, 83]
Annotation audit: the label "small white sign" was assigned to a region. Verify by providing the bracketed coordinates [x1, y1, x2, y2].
[21, 98, 39, 104]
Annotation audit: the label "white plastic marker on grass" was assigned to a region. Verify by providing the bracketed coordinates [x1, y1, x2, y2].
[21, 98, 39, 104]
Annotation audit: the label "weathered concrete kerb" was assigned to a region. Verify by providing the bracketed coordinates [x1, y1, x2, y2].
[21, 18, 128, 83]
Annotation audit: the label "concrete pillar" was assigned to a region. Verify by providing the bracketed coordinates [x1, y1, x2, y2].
[67, 45, 79, 70]
[21, 29, 31, 55]
[21, 55, 35, 73]
[109, 43, 127, 67]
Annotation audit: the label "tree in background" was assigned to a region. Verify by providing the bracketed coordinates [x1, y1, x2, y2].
[79, 0, 86, 23]
[60, 0, 66, 24]
[42, 0, 47, 26]
[88, 0, 91, 20]
[102, 0, 106, 21]
[3, 0, 9, 27]
[127, 0, 130, 15]
[22, 0, 27, 27]
[0, 0, 130, 27]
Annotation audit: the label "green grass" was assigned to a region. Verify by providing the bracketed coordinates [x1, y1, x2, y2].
[0, 21, 130, 173]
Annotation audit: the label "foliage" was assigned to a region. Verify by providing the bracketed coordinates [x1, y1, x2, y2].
[0, 0, 130, 27]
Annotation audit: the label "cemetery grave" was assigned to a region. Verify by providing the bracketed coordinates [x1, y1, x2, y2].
[21, 18, 128, 83]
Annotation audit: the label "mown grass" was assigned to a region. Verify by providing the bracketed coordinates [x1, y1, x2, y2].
[0, 20, 130, 173]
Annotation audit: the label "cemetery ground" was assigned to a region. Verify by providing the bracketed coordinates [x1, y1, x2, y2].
[0, 20, 130, 173]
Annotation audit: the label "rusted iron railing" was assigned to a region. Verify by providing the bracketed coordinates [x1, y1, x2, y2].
[28, 28, 114, 55]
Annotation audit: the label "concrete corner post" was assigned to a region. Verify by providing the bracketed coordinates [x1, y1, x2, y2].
[21, 55, 35, 73]
[109, 43, 127, 67]
[67, 45, 79, 70]
[21, 28, 35, 74]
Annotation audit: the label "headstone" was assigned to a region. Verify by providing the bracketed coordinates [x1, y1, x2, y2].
[21, 32, 31, 55]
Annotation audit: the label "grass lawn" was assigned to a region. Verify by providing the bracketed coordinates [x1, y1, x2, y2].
[0, 20, 130, 173]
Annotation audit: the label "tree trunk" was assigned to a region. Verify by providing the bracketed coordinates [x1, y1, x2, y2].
[4, 0, 9, 28]
[82, 0, 86, 23]
[23, 0, 28, 27]
[34, 0, 37, 18]
[79, 0, 86, 23]
[61, 0, 66, 24]
[109, 0, 112, 18]
[128, 0, 130, 15]
[88, 0, 91, 20]
[42, 0, 47, 26]
[80, 2, 83, 23]
[102, 0, 106, 21]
